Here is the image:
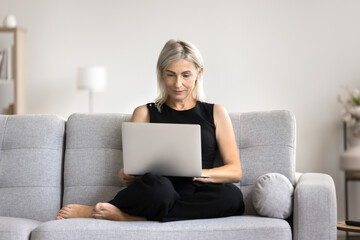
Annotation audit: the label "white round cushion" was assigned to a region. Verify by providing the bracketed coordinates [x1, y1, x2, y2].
[252, 173, 294, 219]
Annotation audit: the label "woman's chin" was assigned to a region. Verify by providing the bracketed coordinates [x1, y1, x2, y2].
[168, 94, 185, 101]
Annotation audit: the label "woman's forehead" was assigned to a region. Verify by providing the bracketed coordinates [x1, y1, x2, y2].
[165, 59, 197, 72]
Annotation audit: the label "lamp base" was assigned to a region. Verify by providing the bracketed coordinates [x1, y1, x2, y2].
[89, 91, 93, 113]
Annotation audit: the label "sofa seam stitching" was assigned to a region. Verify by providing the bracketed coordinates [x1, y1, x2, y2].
[64, 185, 123, 188]
[0, 148, 62, 152]
[0, 186, 60, 188]
[240, 144, 294, 150]
[66, 147, 121, 150]
[32, 228, 291, 233]
[0, 116, 8, 154]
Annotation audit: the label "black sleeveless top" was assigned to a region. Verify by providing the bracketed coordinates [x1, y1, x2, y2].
[146, 101, 217, 169]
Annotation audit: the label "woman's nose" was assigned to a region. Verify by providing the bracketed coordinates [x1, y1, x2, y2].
[175, 76, 182, 87]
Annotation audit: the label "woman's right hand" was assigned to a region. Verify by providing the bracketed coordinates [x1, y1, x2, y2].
[119, 105, 149, 186]
[119, 168, 140, 186]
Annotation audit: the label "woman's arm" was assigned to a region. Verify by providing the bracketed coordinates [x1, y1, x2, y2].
[118, 105, 150, 186]
[194, 104, 242, 183]
[131, 105, 150, 123]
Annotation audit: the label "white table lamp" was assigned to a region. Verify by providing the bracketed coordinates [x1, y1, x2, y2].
[77, 66, 107, 113]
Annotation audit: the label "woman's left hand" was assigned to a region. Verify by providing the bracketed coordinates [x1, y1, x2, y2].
[193, 177, 211, 183]
[193, 170, 212, 183]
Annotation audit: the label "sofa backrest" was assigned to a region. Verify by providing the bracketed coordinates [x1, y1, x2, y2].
[227, 110, 296, 215]
[63, 113, 131, 206]
[0, 115, 65, 222]
[63, 111, 296, 216]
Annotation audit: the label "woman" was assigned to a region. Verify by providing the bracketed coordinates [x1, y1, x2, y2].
[56, 39, 245, 221]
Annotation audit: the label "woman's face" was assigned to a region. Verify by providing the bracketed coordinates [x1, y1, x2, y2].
[163, 59, 202, 103]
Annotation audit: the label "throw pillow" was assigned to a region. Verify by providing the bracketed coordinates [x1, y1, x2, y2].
[252, 173, 294, 219]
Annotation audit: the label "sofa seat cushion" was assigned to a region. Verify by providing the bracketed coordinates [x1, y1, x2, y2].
[31, 216, 291, 240]
[0, 217, 41, 240]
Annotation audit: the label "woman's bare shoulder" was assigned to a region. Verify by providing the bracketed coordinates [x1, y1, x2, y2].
[213, 104, 230, 125]
[131, 105, 150, 122]
[213, 104, 227, 114]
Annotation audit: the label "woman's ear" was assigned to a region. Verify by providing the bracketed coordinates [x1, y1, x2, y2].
[196, 67, 204, 81]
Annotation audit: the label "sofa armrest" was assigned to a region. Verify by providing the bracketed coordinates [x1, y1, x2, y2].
[293, 173, 337, 240]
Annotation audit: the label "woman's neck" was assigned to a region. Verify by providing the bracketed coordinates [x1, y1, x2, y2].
[165, 98, 197, 111]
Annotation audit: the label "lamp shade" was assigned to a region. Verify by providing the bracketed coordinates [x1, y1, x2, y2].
[77, 66, 107, 92]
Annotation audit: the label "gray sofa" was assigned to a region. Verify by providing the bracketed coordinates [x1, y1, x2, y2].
[0, 110, 337, 240]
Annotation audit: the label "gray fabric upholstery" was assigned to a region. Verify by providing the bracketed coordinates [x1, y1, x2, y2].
[63, 111, 296, 213]
[252, 173, 294, 219]
[240, 185, 256, 215]
[293, 173, 337, 240]
[31, 216, 291, 240]
[0, 111, 337, 240]
[63, 113, 131, 206]
[0, 217, 41, 240]
[220, 110, 296, 215]
[236, 110, 296, 186]
[0, 115, 65, 222]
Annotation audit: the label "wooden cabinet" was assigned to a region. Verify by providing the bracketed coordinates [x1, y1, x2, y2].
[0, 27, 27, 114]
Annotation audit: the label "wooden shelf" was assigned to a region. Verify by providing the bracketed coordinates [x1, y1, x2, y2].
[0, 27, 27, 114]
[338, 221, 360, 234]
[0, 27, 26, 32]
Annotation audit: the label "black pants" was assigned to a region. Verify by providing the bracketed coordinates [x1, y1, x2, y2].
[108, 173, 245, 221]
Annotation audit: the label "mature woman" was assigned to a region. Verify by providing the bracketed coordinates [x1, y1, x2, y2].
[56, 39, 245, 221]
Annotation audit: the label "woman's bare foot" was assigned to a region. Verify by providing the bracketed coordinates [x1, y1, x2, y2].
[92, 202, 146, 221]
[56, 204, 94, 220]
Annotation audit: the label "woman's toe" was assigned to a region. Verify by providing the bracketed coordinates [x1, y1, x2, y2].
[95, 202, 104, 210]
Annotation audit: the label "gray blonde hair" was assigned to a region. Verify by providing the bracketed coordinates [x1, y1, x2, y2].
[155, 39, 206, 111]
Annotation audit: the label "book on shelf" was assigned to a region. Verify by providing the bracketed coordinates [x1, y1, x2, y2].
[0, 46, 14, 80]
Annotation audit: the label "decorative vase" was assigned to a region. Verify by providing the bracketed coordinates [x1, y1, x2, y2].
[3, 14, 17, 28]
[341, 136, 360, 170]
[355, 106, 360, 115]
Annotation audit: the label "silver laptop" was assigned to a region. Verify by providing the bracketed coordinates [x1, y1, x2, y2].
[122, 122, 204, 177]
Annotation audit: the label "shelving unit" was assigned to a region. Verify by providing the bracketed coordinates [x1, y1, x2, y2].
[342, 122, 360, 240]
[0, 27, 27, 114]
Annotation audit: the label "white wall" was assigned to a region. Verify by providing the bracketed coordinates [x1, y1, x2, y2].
[1, 0, 360, 229]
